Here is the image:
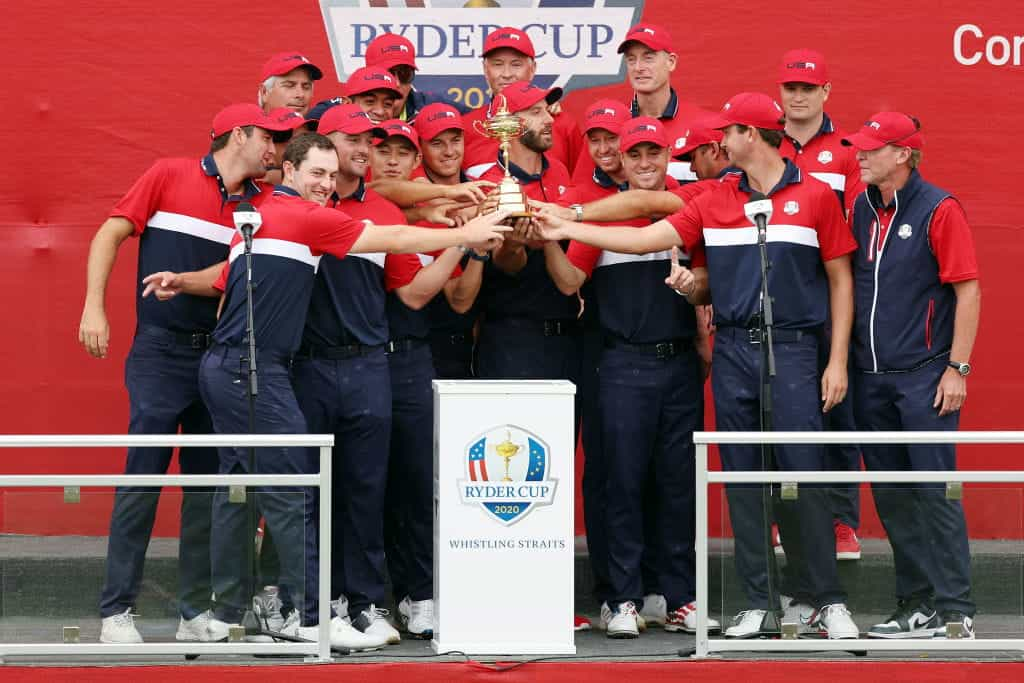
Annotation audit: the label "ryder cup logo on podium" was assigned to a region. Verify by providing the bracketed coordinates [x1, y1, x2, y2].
[320, 0, 645, 106]
[459, 425, 556, 525]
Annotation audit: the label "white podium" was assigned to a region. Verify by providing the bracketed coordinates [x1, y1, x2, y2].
[431, 380, 577, 655]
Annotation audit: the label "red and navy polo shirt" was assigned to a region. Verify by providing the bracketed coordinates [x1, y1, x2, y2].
[111, 154, 266, 334]
[779, 113, 864, 214]
[568, 219, 704, 344]
[666, 160, 856, 330]
[211, 186, 366, 354]
[476, 154, 578, 322]
[302, 181, 422, 348]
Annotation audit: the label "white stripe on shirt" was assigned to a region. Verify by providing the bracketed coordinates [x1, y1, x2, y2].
[349, 251, 386, 268]
[229, 238, 321, 270]
[809, 171, 846, 192]
[595, 249, 686, 268]
[703, 225, 820, 249]
[148, 210, 235, 245]
[667, 161, 698, 182]
[466, 162, 496, 180]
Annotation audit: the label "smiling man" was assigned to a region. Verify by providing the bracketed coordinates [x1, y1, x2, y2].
[344, 66, 404, 124]
[371, 120, 423, 181]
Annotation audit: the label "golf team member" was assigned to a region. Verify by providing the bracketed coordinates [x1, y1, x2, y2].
[842, 112, 980, 640]
[195, 132, 511, 647]
[79, 103, 287, 644]
[530, 92, 860, 640]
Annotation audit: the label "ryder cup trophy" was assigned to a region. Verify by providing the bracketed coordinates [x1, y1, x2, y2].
[472, 94, 532, 218]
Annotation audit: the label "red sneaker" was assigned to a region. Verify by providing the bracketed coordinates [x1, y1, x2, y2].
[772, 524, 784, 556]
[834, 521, 862, 560]
[574, 615, 592, 631]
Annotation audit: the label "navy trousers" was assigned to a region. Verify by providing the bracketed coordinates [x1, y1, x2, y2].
[579, 318, 611, 604]
[429, 332, 474, 380]
[712, 328, 844, 610]
[820, 337, 862, 528]
[601, 344, 702, 612]
[199, 344, 318, 626]
[100, 327, 218, 620]
[854, 357, 974, 615]
[383, 343, 436, 603]
[292, 348, 392, 618]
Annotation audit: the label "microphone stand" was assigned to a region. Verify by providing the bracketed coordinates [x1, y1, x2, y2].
[232, 223, 311, 650]
[755, 209, 782, 636]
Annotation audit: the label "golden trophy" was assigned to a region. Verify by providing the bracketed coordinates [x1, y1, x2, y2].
[493, 429, 522, 482]
[472, 94, 532, 218]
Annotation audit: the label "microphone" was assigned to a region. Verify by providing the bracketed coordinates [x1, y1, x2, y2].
[233, 202, 262, 251]
[743, 191, 773, 244]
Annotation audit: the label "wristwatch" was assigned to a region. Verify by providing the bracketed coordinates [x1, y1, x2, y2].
[570, 204, 584, 222]
[948, 360, 971, 376]
[460, 246, 491, 262]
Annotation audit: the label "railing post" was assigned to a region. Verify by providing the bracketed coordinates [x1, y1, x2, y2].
[695, 440, 709, 658]
[318, 444, 332, 662]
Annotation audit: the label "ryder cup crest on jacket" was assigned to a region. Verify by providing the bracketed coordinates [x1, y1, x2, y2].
[320, 0, 645, 99]
[458, 424, 557, 526]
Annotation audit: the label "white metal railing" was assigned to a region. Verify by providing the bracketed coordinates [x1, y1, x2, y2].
[694, 430, 1024, 657]
[0, 434, 334, 662]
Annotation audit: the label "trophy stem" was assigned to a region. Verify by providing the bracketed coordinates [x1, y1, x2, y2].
[500, 138, 513, 178]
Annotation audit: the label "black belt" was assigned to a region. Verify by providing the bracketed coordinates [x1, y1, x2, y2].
[719, 324, 812, 345]
[385, 338, 427, 354]
[489, 317, 578, 337]
[296, 343, 382, 360]
[605, 336, 692, 359]
[430, 331, 472, 346]
[138, 324, 212, 350]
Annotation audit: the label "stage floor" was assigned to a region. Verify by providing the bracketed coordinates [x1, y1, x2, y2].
[3, 534, 1024, 666]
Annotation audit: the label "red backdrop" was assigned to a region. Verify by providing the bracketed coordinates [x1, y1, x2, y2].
[3, 1, 1023, 538]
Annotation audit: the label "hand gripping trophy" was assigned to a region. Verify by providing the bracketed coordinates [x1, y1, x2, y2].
[473, 94, 532, 219]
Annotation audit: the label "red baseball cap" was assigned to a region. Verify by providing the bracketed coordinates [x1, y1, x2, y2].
[378, 119, 421, 152]
[318, 103, 387, 138]
[672, 115, 724, 157]
[495, 80, 562, 115]
[841, 112, 924, 151]
[619, 116, 669, 152]
[412, 103, 464, 142]
[778, 48, 828, 85]
[261, 52, 323, 81]
[266, 107, 307, 131]
[483, 27, 535, 58]
[703, 92, 786, 131]
[210, 103, 294, 138]
[582, 99, 630, 136]
[365, 33, 418, 70]
[343, 67, 402, 98]
[617, 23, 674, 53]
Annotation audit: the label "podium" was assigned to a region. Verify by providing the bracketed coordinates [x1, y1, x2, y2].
[432, 380, 577, 655]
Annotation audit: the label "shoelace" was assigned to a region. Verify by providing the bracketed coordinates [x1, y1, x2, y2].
[619, 601, 638, 617]
[367, 605, 390, 623]
[732, 610, 763, 625]
[112, 610, 139, 626]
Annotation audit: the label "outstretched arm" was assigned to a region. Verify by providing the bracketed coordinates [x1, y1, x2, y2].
[531, 207, 683, 255]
